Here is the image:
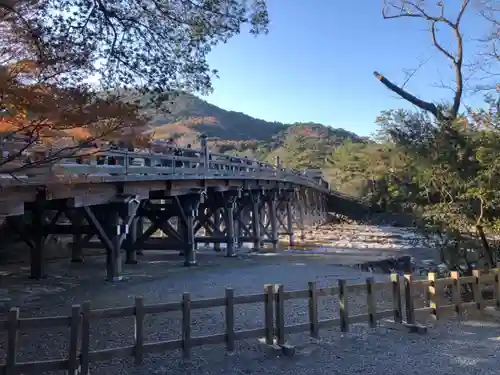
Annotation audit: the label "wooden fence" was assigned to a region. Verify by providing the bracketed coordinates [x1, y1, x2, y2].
[1, 269, 499, 374]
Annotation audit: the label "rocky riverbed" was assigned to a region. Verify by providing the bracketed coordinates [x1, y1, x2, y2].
[279, 223, 442, 275]
[0, 223, 442, 313]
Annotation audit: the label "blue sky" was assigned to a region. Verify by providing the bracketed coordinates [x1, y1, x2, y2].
[204, 0, 491, 137]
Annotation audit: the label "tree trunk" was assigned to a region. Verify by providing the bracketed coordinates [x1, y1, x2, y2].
[476, 224, 494, 268]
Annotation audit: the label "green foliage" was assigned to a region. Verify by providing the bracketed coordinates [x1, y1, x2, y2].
[261, 123, 364, 170]
[4, 0, 268, 98]
[365, 100, 500, 269]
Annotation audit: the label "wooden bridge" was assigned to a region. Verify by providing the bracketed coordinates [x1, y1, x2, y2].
[0, 139, 372, 281]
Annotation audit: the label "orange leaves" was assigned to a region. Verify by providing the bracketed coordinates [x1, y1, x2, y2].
[0, 63, 147, 164]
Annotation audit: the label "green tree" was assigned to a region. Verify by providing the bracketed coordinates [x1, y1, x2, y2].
[375, 101, 500, 270]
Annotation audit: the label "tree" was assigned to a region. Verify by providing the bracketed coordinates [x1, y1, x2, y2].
[0, 0, 268, 93]
[373, 100, 500, 270]
[375, 0, 472, 120]
[0, 62, 147, 173]
[0, 0, 269, 173]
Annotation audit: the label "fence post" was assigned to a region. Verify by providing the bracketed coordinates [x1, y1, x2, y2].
[391, 274, 402, 324]
[80, 301, 91, 375]
[308, 281, 319, 338]
[450, 271, 461, 316]
[366, 277, 376, 328]
[6, 307, 19, 375]
[338, 279, 349, 332]
[264, 284, 274, 345]
[403, 274, 415, 325]
[182, 293, 192, 359]
[134, 297, 145, 365]
[428, 272, 438, 320]
[274, 285, 285, 346]
[68, 305, 81, 375]
[225, 288, 235, 352]
[472, 269, 482, 311]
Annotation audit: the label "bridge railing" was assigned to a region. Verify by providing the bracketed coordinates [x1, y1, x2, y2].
[0, 145, 330, 190]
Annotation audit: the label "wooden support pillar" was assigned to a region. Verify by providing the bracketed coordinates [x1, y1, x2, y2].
[108, 210, 123, 281]
[297, 190, 306, 240]
[223, 192, 238, 257]
[251, 193, 261, 251]
[305, 190, 313, 227]
[185, 208, 196, 266]
[269, 191, 278, 250]
[136, 216, 144, 256]
[177, 216, 186, 256]
[286, 200, 294, 247]
[213, 208, 222, 252]
[236, 206, 244, 248]
[83, 198, 140, 281]
[30, 204, 45, 279]
[178, 195, 200, 266]
[225, 203, 236, 257]
[125, 216, 139, 264]
[241, 209, 248, 247]
[310, 191, 318, 226]
[234, 207, 240, 249]
[71, 209, 84, 263]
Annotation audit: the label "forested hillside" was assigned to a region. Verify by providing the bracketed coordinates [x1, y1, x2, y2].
[145, 93, 287, 142]
[140, 93, 368, 185]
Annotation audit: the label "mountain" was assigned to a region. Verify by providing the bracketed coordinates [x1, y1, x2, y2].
[144, 93, 287, 143]
[137, 93, 366, 174]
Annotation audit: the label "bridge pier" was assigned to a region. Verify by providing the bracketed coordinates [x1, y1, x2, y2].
[29, 202, 46, 279]
[295, 189, 306, 240]
[81, 197, 140, 281]
[268, 190, 279, 250]
[237, 201, 251, 248]
[177, 193, 202, 266]
[251, 192, 262, 250]
[285, 199, 295, 247]
[70, 210, 84, 263]
[9, 196, 69, 280]
[135, 217, 144, 256]
[222, 191, 238, 257]
[124, 215, 141, 264]
[213, 208, 222, 252]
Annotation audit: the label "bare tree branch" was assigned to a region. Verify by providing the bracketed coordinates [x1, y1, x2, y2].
[378, 0, 472, 120]
[374, 71, 441, 118]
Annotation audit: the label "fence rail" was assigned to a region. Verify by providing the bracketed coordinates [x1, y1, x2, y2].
[1, 269, 499, 374]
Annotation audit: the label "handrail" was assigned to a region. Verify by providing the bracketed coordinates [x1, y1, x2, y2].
[0, 145, 330, 191]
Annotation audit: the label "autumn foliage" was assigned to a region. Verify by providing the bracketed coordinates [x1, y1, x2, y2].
[0, 61, 148, 172]
[0, 0, 269, 173]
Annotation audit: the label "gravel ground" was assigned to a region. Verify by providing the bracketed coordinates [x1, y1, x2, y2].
[0, 249, 498, 375]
